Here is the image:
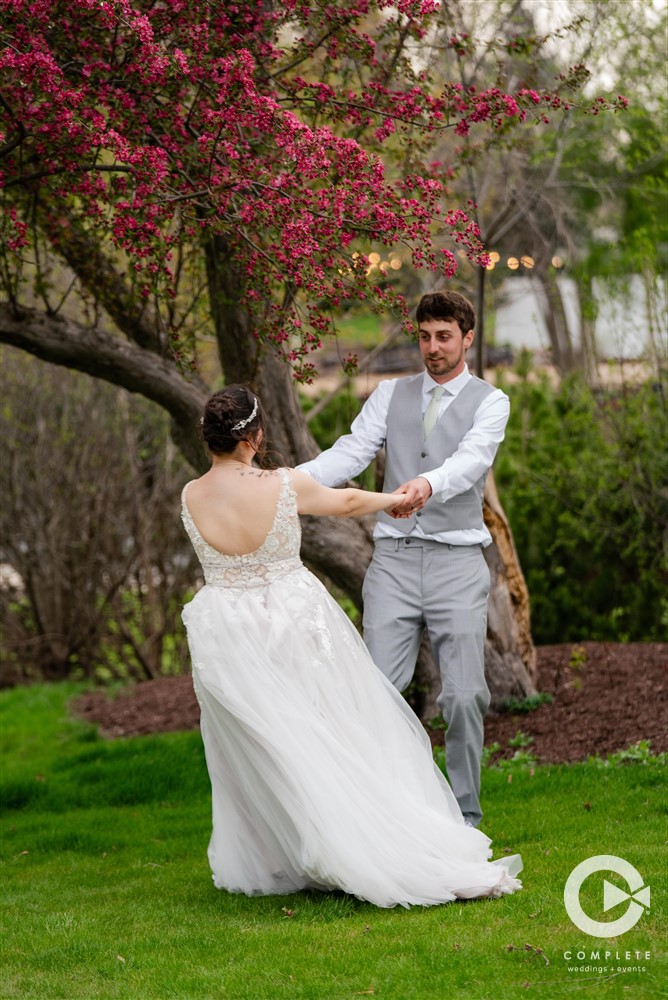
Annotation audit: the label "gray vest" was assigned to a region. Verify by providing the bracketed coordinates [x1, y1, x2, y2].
[376, 374, 496, 534]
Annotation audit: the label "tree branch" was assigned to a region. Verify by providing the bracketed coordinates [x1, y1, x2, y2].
[37, 208, 165, 355]
[0, 302, 208, 471]
[3, 164, 135, 190]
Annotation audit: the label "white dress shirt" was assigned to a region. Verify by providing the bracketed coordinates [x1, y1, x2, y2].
[298, 365, 510, 546]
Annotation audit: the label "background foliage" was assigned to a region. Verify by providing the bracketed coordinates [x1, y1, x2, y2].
[495, 362, 667, 644]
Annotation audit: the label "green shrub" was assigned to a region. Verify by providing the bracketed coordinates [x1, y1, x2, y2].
[495, 367, 667, 643]
[301, 388, 378, 491]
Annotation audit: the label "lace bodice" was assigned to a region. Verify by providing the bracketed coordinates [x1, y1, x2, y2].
[181, 467, 303, 589]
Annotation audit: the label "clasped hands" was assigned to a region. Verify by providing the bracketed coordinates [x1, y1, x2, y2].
[389, 476, 432, 519]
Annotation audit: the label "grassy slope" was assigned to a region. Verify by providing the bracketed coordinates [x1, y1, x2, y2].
[1, 684, 665, 1000]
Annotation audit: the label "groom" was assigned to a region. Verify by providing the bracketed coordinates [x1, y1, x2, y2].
[298, 290, 509, 827]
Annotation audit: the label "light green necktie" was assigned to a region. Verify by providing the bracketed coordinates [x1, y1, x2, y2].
[423, 386, 446, 438]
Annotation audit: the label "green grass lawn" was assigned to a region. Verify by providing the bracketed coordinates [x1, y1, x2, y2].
[1, 683, 665, 1000]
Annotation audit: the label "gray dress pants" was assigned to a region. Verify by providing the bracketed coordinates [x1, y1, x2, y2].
[362, 537, 491, 826]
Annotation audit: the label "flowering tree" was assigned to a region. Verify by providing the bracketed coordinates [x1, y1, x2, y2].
[0, 0, 625, 700]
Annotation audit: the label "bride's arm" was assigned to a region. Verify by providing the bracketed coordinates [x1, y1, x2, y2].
[290, 469, 406, 518]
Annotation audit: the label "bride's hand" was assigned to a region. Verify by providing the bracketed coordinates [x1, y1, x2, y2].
[391, 477, 432, 515]
[388, 492, 413, 518]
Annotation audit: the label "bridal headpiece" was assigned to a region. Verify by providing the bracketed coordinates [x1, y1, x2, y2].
[232, 396, 258, 431]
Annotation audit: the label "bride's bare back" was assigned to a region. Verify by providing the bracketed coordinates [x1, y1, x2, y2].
[184, 467, 283, 557]
[184, 459, 408, 558]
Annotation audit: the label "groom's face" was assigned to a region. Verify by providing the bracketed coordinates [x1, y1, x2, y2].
[418, 317, 474, 382]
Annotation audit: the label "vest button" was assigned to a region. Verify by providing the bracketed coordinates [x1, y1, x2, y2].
[421, 452, 426, 458]
[416, 511, 422, 517]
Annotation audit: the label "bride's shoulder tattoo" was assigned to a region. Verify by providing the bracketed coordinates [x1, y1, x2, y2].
[238, 468, 278, 478]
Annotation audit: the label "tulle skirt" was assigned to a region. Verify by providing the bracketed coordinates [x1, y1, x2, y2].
[182, 566, 521, 908]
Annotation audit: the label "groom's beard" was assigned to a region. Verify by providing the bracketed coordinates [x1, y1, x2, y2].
[424, 346, 464, 378]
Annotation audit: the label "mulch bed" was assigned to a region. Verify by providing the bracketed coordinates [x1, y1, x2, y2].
[482, 641, 667, 763]
[72, 642, 667, 763]
[75, 675, 200, 740]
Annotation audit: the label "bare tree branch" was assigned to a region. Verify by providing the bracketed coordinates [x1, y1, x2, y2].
[0, 302, 208, 470]
[38, 209, 166, 355]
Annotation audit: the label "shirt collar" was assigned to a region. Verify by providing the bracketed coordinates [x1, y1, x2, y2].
[422, 363, 471, 397]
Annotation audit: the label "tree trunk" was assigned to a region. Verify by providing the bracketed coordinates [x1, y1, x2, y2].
[575, 271, 600, 385]
[532, 267, 576, 375]
[204, 237, 379, 603]
[482, 471, 537, 703]
[475, 264, 485, 378]
[642, 267, 664, 380]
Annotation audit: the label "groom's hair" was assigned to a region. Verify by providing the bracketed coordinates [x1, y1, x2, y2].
[416, 291, 476, 335]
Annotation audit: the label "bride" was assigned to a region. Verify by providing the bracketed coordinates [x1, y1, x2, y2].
[181, 384, 522, 908]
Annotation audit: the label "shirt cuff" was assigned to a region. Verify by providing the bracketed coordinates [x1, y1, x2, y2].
[418, 470, 445, 500]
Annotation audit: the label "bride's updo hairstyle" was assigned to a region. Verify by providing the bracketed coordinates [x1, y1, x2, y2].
[201, 385, 267, 460]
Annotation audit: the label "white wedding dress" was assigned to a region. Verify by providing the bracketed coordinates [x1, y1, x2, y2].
[181, 468, 522, 908]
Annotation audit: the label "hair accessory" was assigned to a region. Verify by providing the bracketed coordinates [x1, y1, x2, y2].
[232, 396, 258, 431]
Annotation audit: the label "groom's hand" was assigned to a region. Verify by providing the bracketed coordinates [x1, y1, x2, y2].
[389, 477, 432, 517]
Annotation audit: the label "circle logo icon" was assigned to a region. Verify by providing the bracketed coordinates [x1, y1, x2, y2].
[564, 855, 651, 937]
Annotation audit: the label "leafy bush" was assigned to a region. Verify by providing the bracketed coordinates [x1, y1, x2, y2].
[495, 365, 667, 643]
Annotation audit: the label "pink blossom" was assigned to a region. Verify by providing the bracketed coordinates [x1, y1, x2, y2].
[0, 0, 617, 375]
